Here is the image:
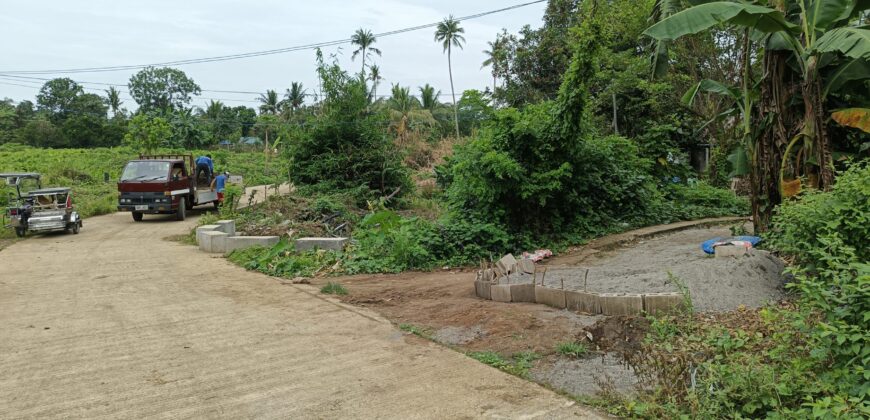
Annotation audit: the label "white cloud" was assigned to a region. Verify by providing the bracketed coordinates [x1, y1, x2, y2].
[0, 0, 546, 108]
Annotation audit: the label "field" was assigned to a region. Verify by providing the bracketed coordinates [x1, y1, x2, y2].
[0, 144, 288, 238]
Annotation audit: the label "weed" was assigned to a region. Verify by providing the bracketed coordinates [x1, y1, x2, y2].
[667, 271, 694, 314]
[556, 341, 588, 358]
[468, 351, 540, 378]
[398, 323, 431, 339]
[320, 281, 348, 295]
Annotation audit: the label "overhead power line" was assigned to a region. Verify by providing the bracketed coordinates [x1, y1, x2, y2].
[0, 0, 545, 75]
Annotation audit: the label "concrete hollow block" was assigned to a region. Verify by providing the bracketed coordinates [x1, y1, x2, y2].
[295, 237, 348, 252]
[715, 245, 748, 258]
[474, 280, 492, 300]
[199, 230, 229, 253]
[491, 284, 512, 303]
[196, 225, 221, 245]
[599, 293, 644, 316]
[224, 236, 280, 255]
[535, 286, 566, 309]
[496, 253, 518, 275]
[642, 292, 686, 315]
[565, 290, 601, 314]
[215, 220, 236, 236]
[509, 283, 536, 303]
[519, 258, 535, 274]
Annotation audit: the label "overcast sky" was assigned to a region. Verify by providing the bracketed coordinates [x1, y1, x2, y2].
[0, 0, 547, 110]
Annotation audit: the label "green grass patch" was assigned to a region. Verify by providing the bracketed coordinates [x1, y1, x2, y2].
[555, 341, 588, 358]
[320, 281, 348, 296]
[468, 351, 541, 378]
[398, 323, 431, 339]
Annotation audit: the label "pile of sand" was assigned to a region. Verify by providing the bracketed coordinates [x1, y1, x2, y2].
[541, 228, 786, 312]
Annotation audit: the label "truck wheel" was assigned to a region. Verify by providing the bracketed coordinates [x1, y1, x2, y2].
[71, 222, 80, 234]
[132, 212, 143, 222]
[176, 198, 187, 221]
[15, 227, 25, 238]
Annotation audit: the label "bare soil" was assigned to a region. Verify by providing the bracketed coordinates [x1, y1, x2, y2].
[315, 221, 787, 401]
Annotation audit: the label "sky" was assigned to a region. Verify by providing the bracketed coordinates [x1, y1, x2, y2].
[0, 0, 547, 110]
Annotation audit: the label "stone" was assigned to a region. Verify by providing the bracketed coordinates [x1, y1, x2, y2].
[715, 245, 748, 258]
[519, 258, 535, 274]
[196, 225, 221, 245]
[215, 220, 236, 236]
[491, 284, 512, 303]
[481, 268, 494, 283]
[496, 253, 518, 275]
[474, 280, 492, 300]
[565, 290, 601, 314]
[642, 292, 685, 315]
[198, 231, 229, 253]
[295, 237, 348, 251]
[224, 236, 280, 255]
[599, 293, 644, 316]
[509, 283, 536, 303]
[535, 286, 566, 309]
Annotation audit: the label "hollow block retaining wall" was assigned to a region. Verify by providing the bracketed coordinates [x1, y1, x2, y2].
[474, 281, 684, 316]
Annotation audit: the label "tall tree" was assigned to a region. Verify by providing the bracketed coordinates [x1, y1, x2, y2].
[128, 67, 201, 113]
[36, 78, 84, 120]
[104, 86, 123, 117]
[350, 28, 382, 79]
[368, 64, 383, 100]
[434, 15, 466, 138]
[258, 89, 281, 115]
[481, 39, 505, 94]
[283, 82, 306, 115]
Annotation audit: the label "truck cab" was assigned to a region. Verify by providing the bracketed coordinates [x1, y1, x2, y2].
[117, 155, 218, 222]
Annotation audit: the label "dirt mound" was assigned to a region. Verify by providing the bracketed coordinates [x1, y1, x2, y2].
[584, 316, 649, 355]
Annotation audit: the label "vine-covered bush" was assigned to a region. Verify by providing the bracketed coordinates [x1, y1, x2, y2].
[286, 51, 410, 201]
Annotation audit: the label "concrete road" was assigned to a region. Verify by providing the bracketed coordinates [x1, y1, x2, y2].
[0, 208, 597, 418]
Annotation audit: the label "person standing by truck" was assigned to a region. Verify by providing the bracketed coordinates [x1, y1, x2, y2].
[210, 171, 229, 204]
[195, 155, 214, 185]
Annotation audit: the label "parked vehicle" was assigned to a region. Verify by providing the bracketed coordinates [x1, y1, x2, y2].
[2, 172, 82, 237]
[117, 154, 219, 222]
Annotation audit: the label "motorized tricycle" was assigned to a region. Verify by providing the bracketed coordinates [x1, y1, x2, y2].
[2, 173, 82, 237]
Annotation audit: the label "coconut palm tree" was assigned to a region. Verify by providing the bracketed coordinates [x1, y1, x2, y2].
[351, 28, 382, 79]
[434, 16, 465, 138]
[419, 84, 441, 111]
[368, 64, 384, 100]
[388, 84, 434, 144]
[257, 89, 280, 115]
[283, 82, 306, 115]
[104, 86, 123, 117]
[481, 39, 503, 94]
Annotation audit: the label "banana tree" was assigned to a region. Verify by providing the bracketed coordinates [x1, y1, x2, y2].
[646, 0, 870, 231]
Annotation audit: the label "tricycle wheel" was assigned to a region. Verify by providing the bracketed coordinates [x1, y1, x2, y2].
[132, 212, 143, 222]
[176, 198, 187, 221]
[72, 222, 80, 234]
[15, 227, 25, 238]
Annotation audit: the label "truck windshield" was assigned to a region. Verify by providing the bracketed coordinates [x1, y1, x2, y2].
[121, 162, 171, 182]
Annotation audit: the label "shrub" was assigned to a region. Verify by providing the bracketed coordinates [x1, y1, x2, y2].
[441, 102, 658, 241]
[287, 51, 410, 199]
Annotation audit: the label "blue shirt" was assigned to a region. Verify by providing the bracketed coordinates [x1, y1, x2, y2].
[195, 156, 214, 173]
[214, 174, 227, 192]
